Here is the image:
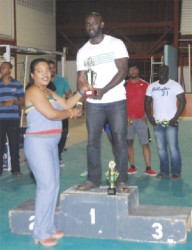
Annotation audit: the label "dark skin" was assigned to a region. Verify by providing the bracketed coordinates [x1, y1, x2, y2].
[0, 62, 24, 107]
[145, 65, 186, 127]
[77, 13, 128, 100]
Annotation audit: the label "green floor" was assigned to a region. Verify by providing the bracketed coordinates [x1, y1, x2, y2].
[0, 120, 192, 250]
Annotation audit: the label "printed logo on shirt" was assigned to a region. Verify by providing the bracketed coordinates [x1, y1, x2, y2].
[84, 52, 114, 67]
[11, 88, 17, 95]
[152, 86, 170, 96]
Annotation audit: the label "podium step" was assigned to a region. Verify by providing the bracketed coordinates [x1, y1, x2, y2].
[8, 185, 192, 243]
[9, 200, 61, 234]
[119, 204, 191, 243]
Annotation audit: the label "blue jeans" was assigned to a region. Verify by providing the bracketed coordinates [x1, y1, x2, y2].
[154, 125, 182, 176]
[86, 100, 128, 184]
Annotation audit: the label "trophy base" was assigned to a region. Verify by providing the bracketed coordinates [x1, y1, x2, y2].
[84, 90, 97, 98]
[108, 187, 116, 195]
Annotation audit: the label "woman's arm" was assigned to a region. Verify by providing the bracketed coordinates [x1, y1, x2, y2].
[50, 90, 83, 110]
[25, 87, 82, 120]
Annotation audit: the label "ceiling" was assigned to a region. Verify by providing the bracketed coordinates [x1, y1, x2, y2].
[56, 0, 181, 62]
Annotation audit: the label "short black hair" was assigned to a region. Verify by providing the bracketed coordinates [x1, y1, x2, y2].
[47, 60, 55, 65]
[86, 12, 102, 21]
[128, 63, 139, 70]
[1, 61, 13, 69]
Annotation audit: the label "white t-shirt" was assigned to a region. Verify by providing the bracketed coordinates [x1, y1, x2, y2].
[76, 35, 129, 103]
[146, 79, 184, 121]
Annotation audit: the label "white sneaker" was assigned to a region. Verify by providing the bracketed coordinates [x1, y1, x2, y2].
[80, 169, 88, 177]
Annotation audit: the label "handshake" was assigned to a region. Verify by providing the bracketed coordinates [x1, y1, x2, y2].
[69, 102, 83, 119]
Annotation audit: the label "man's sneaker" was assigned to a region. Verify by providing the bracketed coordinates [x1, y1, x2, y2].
[127, 167, 138, 174]
[80, 169, 88, 177]
[145, 169, 157, 176]
[171, 174, 180, 180]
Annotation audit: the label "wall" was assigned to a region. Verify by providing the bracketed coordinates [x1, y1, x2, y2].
[65, 61, 77, 92]
[16, 0, 56, 50]
[0, 0, 14, 40]
[57, 60, 77, 92]
[178, 66, 192, 92]
[15, 0, 56, 84]
[179, 0, 192, 93]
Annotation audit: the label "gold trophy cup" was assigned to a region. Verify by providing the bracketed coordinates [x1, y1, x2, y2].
[105, 161, 119, 195]
[84, 57, 97, 97]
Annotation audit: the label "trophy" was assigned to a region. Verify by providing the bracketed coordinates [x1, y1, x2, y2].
[84, 57, 97, 97]
[105, 161, 119, 195]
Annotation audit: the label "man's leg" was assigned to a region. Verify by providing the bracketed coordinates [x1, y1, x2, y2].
[107, 100, 128, 184]
[127, 122, 137, 174]
[127, 140, 135, 166]
[7, 120, 21, 174]
[166, 126, 181, 178]
[154, 125, 169, 176]
[0, 121, 7, 175]
[58, 119, 68, 160]
[142, 144, 151, 167]
[86, 102, 106, 185]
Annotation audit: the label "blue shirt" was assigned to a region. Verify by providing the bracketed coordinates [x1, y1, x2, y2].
[0, 78, 24, 120]
[53, 75, 70, 97]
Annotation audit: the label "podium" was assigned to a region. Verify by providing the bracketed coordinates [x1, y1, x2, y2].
[9, 185, 192, 243]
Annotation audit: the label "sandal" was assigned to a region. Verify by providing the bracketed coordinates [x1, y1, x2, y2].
[76, 181, 100, 191]
[117, 182, 129, 193]
[34, 237, 57, 247]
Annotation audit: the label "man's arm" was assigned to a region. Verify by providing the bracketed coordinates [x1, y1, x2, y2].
[169, 93, 186, 126]
[77, 70, 90, 92]
[95, 57, 128, 100]
[144, 95, 157, 126]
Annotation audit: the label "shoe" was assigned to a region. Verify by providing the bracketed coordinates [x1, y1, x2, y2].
[52, 230, 64, 239]
[12, 172, 23, 177]
[80, 169, 88, 177]
[127, 167, 137, 174]
[117, 182, 129, 193]
[156, 173, 169, 179]
[34, 237, 57, 247]
[171, 175, 180, 180]
[76, 181, 100, 191]
[145, 169, 157, 176]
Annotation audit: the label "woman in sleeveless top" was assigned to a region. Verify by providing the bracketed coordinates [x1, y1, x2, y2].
[24, 58, 86, 247]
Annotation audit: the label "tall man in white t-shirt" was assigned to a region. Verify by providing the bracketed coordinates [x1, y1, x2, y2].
[145, 65, 186, 179]
[76, 12, 129, 192]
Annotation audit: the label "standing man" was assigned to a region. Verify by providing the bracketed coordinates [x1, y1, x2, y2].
[0, 62, 24, 176]
[125, 64, 156, 176]
[145, 64, 186, 179]
[48, 60, 72, 165]
[76, 12, 129, 192]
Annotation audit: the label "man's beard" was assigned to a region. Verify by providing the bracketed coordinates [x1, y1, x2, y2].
[87, 28, 102, 39]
